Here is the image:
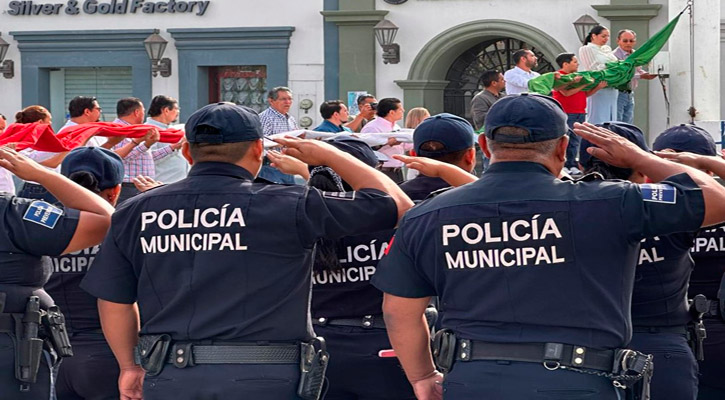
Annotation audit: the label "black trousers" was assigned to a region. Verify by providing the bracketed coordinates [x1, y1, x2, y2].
[443, 360, 622, 399]
[0, 333, 53, 400]
[315, 325, 415, 400]
[698, 319, 725, 399]
[143, 363, 302, 400]
[55, 333, 119, 400]
[629, 332, 698, 400]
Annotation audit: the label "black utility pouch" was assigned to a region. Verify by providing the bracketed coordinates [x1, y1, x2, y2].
[134, 334, 171, 376]
[432, 328, 457, 374]
[297, 337, 329, 400]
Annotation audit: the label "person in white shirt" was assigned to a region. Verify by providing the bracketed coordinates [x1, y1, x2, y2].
[578, 25, 619, 124]
[146, 95, 188, 184]
[503, 49, 540, 95]
[360, 98, 408, 183]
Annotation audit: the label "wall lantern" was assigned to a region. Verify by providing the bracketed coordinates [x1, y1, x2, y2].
[0, 35, 15, 79]
[373, 19, 400, 64]
[573, 14, 600, 44]
[144, 29, 172, 78]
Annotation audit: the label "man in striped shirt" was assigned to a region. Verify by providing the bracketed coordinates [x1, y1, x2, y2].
[111, 98, 181, 203]
[258, 87, 298, 184]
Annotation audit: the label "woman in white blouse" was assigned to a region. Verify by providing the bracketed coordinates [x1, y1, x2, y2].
[578, 26, 618, 124]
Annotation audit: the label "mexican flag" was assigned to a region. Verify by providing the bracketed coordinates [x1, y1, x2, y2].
[527, 11, 683, 95]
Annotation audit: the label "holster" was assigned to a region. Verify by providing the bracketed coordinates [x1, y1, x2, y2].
[431, 329, 456, 374]
[13, 297, 44, 387]
[41, 306, 73, 358]
[688, 294, 708, 361]
[134, 334, 172, 376]
[297, 337, 329, 400]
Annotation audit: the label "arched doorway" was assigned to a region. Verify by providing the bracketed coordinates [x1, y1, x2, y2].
[444, 39, 556, 121]
[396, 20, 566, 117]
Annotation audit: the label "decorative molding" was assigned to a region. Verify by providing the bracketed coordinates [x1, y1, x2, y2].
[10, 29, 154, 51]
[591, 4, 662, 21]
[320, 10, 388, 25]
[394, 80, 450, 90]
[169, 27, 295, 50]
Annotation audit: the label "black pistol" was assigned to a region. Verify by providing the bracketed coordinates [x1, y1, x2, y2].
[688, 294, 708, 361]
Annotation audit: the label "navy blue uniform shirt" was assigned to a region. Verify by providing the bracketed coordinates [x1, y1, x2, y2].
[312, 229, 394, 319]
[46, 245, 102, 333]
[373, 161, 705, 349]
[689, 224, 725, 299]
[633, 233, 697, 327]
[0, 196, 80, 313]
[81, 162, 398, 342]
[399, 175, 450, 202]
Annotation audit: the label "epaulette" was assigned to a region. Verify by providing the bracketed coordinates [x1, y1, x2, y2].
[418, 186, 454, 203]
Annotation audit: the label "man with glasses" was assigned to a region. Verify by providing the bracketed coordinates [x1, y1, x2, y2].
[613, 30, 657, 124]
[146, 95, 189, 184]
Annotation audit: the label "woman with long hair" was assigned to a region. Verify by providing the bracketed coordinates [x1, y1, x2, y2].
[578, 26, 617, 124]
[404, 107, 431, 181]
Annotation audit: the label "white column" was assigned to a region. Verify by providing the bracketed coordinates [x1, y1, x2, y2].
[668, 0, 721, 124]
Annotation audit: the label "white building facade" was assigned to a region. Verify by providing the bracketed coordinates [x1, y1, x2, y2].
[0, 0, 721, 143]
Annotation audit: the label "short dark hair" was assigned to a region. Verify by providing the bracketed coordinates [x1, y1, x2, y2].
[267, 87, 292, 100]
[116, 97, 143, 118]
[356, 94, 374, 105]
[585, 25, 608, 45]
[481, 70, 501, 87]
[0, 114, 6, 121]
[68, 96, 98, 118]
[188, 141, 255, 163]
[487, 126, 560, 155]
[376, 98, 401, 118]
[555, 53, 576, 68]
[148, 95, 178, 117]
[417, 140, 470, 164]
[320, 100, 345, 119]
[512, 49, 531, 65]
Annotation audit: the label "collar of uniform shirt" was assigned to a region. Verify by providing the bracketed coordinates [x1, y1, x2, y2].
[484, 161, 553, 175]
[187, 161, 255, 181]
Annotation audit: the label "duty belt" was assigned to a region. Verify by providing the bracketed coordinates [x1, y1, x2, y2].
[313, 315, 385, 329]
[455, 340, 615, 372]
[633, 325, 688, 335]
[167, 343, 300, 367]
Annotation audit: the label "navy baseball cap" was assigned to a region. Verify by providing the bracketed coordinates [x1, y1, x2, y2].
[61, 146, 124, 190]
[185, 102, 263, 144]
[484, 93, 567, 143]
[325, 135, 387, 168]
[578, 122, 650, 169]
[413, 113, 475, 157]
[652, 124, 717, 156]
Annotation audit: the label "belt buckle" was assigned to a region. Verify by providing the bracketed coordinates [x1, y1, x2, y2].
[361, 315, 374, 329]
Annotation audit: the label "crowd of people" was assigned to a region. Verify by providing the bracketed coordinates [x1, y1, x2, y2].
[0, 22, 723, 400]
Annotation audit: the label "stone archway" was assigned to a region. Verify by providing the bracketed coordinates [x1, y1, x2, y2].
[395, 20, 567, 115]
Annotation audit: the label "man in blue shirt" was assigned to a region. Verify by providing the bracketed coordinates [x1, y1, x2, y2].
[372, 93, 725, 400]
[314, 100, 352, 133]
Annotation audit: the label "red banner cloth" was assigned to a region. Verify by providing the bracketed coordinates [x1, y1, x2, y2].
[0, 122, 184, 152]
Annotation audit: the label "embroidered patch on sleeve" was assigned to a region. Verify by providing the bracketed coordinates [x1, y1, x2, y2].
[23, 201, 63, 229]
[640, 183, 677, 204]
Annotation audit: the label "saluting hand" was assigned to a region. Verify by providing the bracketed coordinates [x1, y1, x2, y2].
[394, 154, 447, 178]
[132, 175, 163, 193]
[0, 146, 47, 182]
[267, 149, 309, 179]
[273, 136, 341, 167]
[573, 122, 650, 169]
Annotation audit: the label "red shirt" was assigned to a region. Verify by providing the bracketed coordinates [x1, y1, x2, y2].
[552, 70, 587, 114]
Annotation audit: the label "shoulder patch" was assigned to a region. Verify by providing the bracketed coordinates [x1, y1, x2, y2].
[640, 183, 677, 204]
[322, 191, 356, 201]
[23, 200, 63, 229]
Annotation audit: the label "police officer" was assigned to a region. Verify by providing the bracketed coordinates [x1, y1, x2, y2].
[579, 122, 699, 400]
[0, 146, 113, 398]
[650, 124, 725, 400]
[45, 146, 123, 400]
[398, 114, 476, 202]
[371, 93, 725, 400]
[79, 102, 413, 400]
[307, 135, 415, 400]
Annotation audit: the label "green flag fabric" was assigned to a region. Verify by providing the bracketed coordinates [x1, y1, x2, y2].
[527, 12, 682, 95]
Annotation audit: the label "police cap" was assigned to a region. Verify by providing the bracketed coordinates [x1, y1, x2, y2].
[484, 93, 567, 143]
[579, 122, 650, 169]
[185, 102, 263, 144]
[652, 124, 717, 156]
[325, 135, 387, 168]
[61, 146, 124, 190]
[413, 113, 475, 157]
